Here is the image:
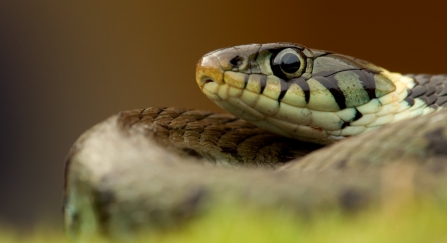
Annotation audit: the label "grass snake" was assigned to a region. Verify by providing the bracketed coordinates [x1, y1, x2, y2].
[63, 43, 447, 241]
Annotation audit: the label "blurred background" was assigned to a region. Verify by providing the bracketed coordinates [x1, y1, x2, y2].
[1, 1, 447, 231]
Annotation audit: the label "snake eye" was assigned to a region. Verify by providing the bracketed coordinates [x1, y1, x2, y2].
[271, 48, 306, 80]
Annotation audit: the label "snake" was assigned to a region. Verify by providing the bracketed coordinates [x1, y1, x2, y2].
[63, 43, 447, 241]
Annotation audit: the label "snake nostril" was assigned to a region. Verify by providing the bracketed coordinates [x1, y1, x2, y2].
[230, 56, 242, 67]
[205, 79, 214, 84]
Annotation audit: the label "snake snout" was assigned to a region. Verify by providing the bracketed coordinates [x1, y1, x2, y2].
[196, 54, 224, 89]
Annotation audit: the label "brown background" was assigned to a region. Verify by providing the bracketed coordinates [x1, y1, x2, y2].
[1, 1, 447, 229]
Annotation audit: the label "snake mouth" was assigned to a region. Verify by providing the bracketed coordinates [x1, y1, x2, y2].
[196, 54, 225, 89]
[202, 77, 217, 87]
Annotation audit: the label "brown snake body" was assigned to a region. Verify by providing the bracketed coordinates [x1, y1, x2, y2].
[64, 107, 447, 241]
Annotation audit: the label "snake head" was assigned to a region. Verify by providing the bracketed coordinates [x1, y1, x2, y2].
[196, 43, 414, 144]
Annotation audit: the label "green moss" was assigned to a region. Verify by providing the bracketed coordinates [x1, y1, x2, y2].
[3, 199, 447, 243]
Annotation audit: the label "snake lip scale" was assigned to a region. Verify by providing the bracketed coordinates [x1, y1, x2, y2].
[64, 43, 447, 241]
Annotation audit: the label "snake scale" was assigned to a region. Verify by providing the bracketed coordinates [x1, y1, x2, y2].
[64, 43, 447, 241]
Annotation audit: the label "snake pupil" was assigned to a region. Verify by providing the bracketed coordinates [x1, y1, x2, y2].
[271, 48, 304, 80]
[281, 53, 300, 73]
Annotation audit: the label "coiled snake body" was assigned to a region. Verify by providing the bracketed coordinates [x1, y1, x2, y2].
[64, 43, 447, 241]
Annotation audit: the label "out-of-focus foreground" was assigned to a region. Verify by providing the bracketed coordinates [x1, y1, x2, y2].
[2, 199, 447, 242]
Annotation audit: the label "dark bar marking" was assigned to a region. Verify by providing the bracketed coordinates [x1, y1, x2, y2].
[359, 70, 377, 99]
[291, 77, 310, 103]
[243, 74, 249, 89]
[353, 108, 363, 121]
[314, 76, 346, 110]
[259, 75, 267, 94]
[278, 80, 289, 103]
[341, 122, 349, 129]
